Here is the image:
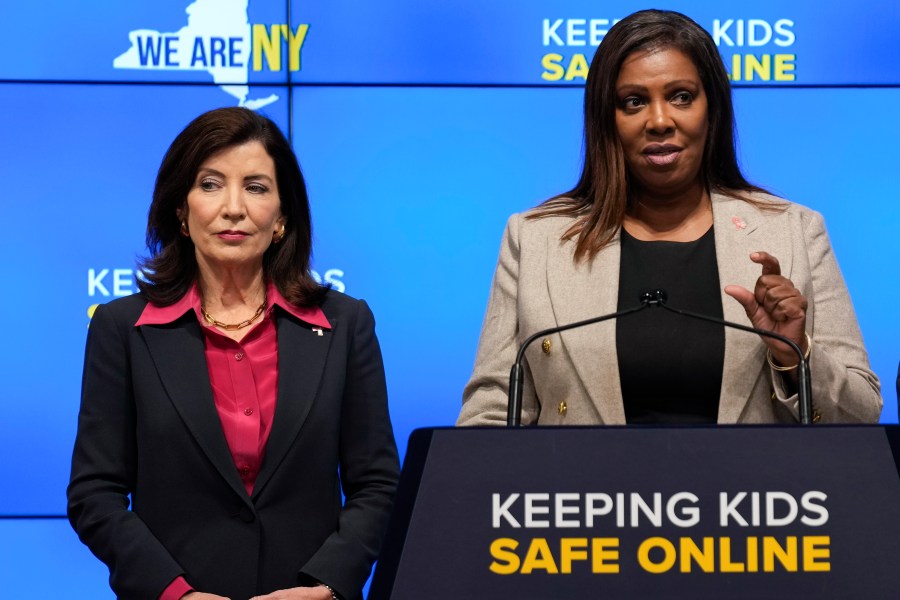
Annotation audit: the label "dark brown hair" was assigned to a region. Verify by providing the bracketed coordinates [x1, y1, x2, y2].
[138, 107, 326, 306]
[532, 9, 770, 261]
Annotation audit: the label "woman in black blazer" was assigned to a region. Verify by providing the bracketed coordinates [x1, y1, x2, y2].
[68, 108, 400, 600]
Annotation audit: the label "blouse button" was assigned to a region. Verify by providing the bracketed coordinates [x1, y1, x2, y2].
[243, 407, 254, 416]
[235, 352, 244, 361]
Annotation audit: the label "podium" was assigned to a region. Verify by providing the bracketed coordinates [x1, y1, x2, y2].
[370, 426, 900, 599]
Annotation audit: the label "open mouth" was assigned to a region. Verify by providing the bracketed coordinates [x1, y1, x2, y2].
[644, 150, 681, 166]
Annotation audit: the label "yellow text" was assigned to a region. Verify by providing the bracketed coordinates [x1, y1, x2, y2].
[637, 536, 830, 574]
[490, 537, 620, 574]
[541, 53, 590, 81]
[729, 54, 796, 82]
[253, 24, 309, 71]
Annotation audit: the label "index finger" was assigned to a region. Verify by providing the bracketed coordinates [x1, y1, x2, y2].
[750, 251, 781, 277]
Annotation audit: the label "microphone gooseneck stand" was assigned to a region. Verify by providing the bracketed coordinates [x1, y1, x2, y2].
[506, 290, 813, 426]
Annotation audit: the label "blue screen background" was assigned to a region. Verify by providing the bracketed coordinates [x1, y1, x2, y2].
[0, 0, 896, 596]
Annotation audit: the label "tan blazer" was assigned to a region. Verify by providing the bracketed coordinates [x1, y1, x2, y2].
[458, 192, 882, 425]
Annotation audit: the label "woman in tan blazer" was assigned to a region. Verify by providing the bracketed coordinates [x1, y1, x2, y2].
[458, 10, 881, 426]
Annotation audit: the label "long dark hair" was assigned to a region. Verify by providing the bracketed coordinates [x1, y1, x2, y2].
[138, 107, 326, 306]
[532, 9, 769, 261]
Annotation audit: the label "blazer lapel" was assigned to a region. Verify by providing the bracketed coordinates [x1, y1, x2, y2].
[252, 309, 334, 498]
[140, 320, 248, 499]
[712, 192, 791, 422]
[546, 226, 627, 424]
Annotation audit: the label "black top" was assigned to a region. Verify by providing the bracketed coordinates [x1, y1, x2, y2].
[616, 227, 725, 424]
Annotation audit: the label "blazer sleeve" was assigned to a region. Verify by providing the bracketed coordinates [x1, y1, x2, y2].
[770, 208, 882, 422]
[458, 214, 541, 426]
[67, 302, 185, 600]
[298, 299, 400, 598]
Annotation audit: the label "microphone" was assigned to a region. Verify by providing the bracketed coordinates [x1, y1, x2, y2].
[506, 289, 813, 426]
[506, 303, 652, 426]
[644, 289, 813, 425]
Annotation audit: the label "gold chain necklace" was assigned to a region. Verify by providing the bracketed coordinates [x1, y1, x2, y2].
[201, 292, 268, 331]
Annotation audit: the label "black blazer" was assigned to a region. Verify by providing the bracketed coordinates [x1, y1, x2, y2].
[67, 290, 400, 600]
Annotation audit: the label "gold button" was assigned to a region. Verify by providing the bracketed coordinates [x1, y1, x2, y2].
[558, 401, 567, 415]
[812, 411, 821, 423]
[542, 338, 552, 354]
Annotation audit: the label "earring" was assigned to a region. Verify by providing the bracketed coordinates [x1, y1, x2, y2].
[180, 221, 190, 237]
[272, 226, 285, 243]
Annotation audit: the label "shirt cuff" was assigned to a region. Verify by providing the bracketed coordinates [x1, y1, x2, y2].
[159, 576, 193, 600]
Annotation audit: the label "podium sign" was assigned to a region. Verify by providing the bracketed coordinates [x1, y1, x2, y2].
[371, 426, 900, 599]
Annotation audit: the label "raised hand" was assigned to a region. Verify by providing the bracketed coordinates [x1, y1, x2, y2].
[724, 251, 809, 369]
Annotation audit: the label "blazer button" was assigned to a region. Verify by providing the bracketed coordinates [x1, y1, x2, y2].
[239, 506, 255, 523]
[542, 338, 552, 354]
[558, 401, 567, 416]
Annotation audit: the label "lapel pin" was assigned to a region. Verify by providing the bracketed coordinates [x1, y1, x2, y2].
[312, 327, 324, 336]
[731, 216, 747, 230]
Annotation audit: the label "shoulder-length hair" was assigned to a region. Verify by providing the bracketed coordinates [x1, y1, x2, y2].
[532, 9, 768, 261]
[138, 107, 326, 306]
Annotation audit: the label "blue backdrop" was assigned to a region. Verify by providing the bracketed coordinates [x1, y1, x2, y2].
[0, 0, 897, 596]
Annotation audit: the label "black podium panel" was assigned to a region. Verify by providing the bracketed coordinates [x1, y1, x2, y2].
[371, 426, 900, 599]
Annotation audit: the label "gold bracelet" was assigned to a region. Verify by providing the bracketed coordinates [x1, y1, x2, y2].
[766, 333, 812, 372]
